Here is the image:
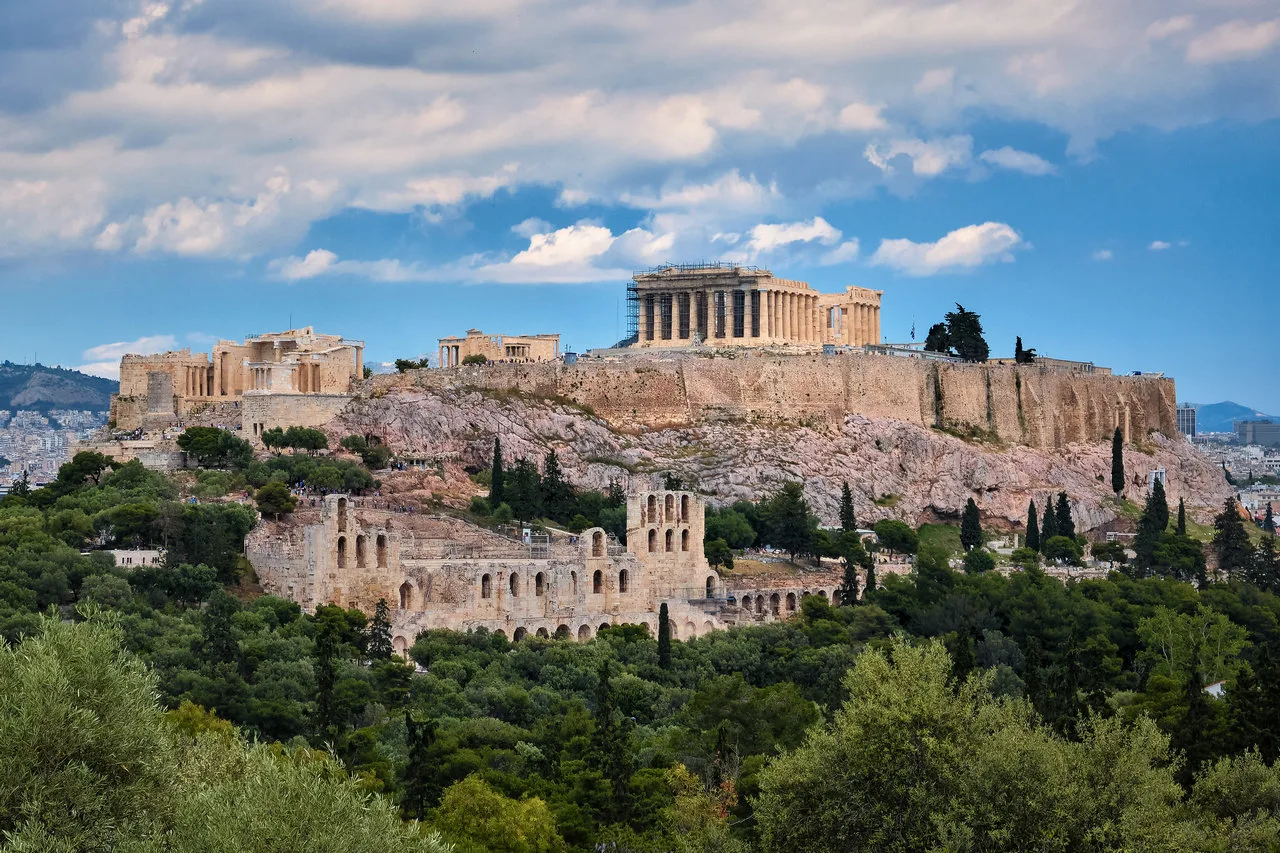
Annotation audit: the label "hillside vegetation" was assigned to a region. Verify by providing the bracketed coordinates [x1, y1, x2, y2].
[0, 361, 116, 412]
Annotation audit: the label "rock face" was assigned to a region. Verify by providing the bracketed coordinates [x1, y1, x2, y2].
[326, 384, 1231, 532]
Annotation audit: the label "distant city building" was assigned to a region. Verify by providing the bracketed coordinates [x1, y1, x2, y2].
[1177, 404, 1197, 437]
[437, 329, 561, 366]
[1236, 420, 1280, 448]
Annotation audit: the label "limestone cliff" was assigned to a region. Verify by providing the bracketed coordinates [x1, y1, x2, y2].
[326, 383, 1231, 533]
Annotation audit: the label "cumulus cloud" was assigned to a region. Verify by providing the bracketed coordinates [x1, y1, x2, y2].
[76, 334, 180, 379]
[837, 102, 888, 131]
[0, 179, 108, 257]
[745, 217, 841, 255]
[1147, 16, 1195, 42]
[820, 239, 860, 265]
[1187, 19, 1280, 64]
[511, 217, 552, 238]
[979, 146, 1056, 175]
[1149, 240, 1172, 250]
[1092, 249, 1113, 261]
[914, 67, 955, 94]
[870, 222, 1024, 276]
[865, 136, 973, 177]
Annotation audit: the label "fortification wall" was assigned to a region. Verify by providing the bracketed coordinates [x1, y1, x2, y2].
[367, 353, 1176, 450]
[241, 392, 354, 444]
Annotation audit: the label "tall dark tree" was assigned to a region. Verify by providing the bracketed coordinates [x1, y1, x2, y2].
[591, 662, 633, 823]
[839, 482, 857, 533]
[1212, 498, 1253, 580]
[1176, 499, 1187, 536]
[657, 602, 672, 670]
[923, 322, 951, 354]
[1040, 500, 1058, 548]
[1232, 643, 1280, 763]
[1054, 492, 1075, 541]
[1134, 478, 1170, 571]
[488, 437, 505, 508]
[1246, 535, 1280, 594]
[201, 589, 241, 669]
[367, 599, 393, 661]
[313, 609, 340, 744]
[541, 449, 573, 523]
[944, 304, 989, 363]
[863, 561, 877, 601]
[764, 482, 814, 562]
[1026, 500, 1041, 552]
[838, 533, 864, 604]
[1111, 428, 1125, 496]
[401, 711, 439, 820]
[1013, 336, 1037, 364]
[505, 457, 543, 522]
[1265, 502, 1276, 535]
[960, 498, 983, 552]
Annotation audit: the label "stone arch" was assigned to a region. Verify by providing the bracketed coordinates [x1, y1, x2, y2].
[592, 569, 603, 593]
[535, 571, 545, 596]
[337, 536, 347, 569]
[741, 594, 753, 611]
[513, 626, 527, 641]
[770, 592, 780, 615]
[577, 624, 592, 641]
[755, 596, 763, 614]
[592, 530, 605, 557]
[481, 573, 492, 599]
[337, 497, 348, 532]
[641, 622, 654, 637]
[681, 494, 690, 522]
[618, 569, 629, 593]
[682, 529, 689, 551]
[703, 620, 714, 634]
[817, 589, 829, 601]
[398, 581, 413, 610]
[665, 528, 674, 552]
[669, 620, 679, 639]
[376, 534, 387, 568]
[685, 621, 696, 638]
[356, 535, 367, 569]
[555, 624, 571, 639]
[646, 494, 657, 522]
[392, 635, 409, 658]
[492, 629, 506, 640]
[509, 572, 520, 597]
[706, 575, 716, 598]
[665, 494, 675, 520]
[535, 627, 549, 638]
[648, 529, 657, 552]
[786, 592, 797, 612]
[599, 622, 611, 634]
[571, 570, 578, 594]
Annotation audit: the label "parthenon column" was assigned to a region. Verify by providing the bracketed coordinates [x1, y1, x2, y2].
[856, 304, 866, 346]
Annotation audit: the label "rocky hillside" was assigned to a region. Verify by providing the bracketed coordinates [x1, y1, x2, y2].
[0, 363, 116, 413]
[327, 386, 1233, 532]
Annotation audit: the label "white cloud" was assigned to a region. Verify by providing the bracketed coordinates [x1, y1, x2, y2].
[820, 239, 860, 265]
[0, 180, 108, 257]
[1092, 249, 1113, 261]
[355, 164, 519, 211]
[837, 102, 888, 131]
[1147, 16, 1195, 42]
[745, 217, 841, 255]
[870, 222, 1024, 276]
[621, 171, 779, 212]
[511, 217, 552, 238]
[122, 3, 171, 39]
[914, 67, 955, 95]
[865, 136, 973, 177]
[1149, 240, 1172, 250]
[75, 334, 180, 378]
[271, 248, 338, 280]
[1187, 19, 1280, 64]
[979, 146, 1056, 175]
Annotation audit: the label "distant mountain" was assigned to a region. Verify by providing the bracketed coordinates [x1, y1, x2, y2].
[1191, 401, 1278, 433]
[0, 363, 117, 413]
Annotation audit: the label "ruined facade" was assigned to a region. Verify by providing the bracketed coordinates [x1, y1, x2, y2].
[630, 263, 882, 349]
[246, 489, 841, 653]
[438, 330, 561, 367]
[112, 327, 364, 432]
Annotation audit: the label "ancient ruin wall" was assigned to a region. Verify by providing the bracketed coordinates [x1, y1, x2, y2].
[367, 353, 1176, 450]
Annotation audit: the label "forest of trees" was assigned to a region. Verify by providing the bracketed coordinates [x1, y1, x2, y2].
[4, 448, 1280, 850]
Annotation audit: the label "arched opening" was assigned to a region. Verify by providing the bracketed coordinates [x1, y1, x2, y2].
[513, 626, 527, 641]
[618, 569, 629, 593]
[681, 530, 689, 552]
[336, 536, 347, 569]
[509, 572, 520, 597]
[786, 592, 797, 612]
[646, 494, 657, 522]
[665, 529, 674, 552]
[641, 623, 653, 637]
[818, 590, 829, 601]
[599, 622, 611, 634]
[571, 571, 578, 594]
[592, 570, 603, 593]
[648, 529, 657, 552]
[555, 624, 570, 639]
[755, 596, 763, 614]
[665, 494, 675, 519]
[535, 627, 549, 638]
[356, 535, 366, 569]
[669, 621, 679, 639]
[592, 531, 605, 557]
[703, 620, 714, 634]
[337, 498, 347, 532]
[535, 572, 545, 596]
[376, 534, 387, 568]
[481, 573, 492, 599]
[770, 593, 780, 615]
[492, 629, 506, 640]
[741, 595, 752, 611]
[577, 624, 592, 641]
[685, 621, 696, 638]
[392, 636, 409, 658]
[706, 576, 716, 598]
[681, 495, 690, 522]
[398, 582, 412, 610]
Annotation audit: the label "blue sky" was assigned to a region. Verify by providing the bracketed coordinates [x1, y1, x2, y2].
[1, 0, 1278, 411]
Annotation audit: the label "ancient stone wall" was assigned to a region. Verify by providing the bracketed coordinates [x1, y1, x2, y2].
[368, 352, 1176, 451]
[241, 392, 354, 444]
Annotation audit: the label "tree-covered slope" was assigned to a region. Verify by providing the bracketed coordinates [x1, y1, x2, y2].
[0, 361, 117, 412]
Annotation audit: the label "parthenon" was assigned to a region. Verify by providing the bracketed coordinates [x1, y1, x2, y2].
[629, 263, 882, 349]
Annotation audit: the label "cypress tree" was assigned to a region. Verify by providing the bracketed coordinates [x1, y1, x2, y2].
[488, 437, 505, 508]
[838, 533, 862, 604]
[591, 662, 634, 823]
[1265, 502, 1276, 535]
[1213, 498, 1253, 580]
[960, 498, 983, 552]
[541, 448, 572, 523]
[1111, 427, 1125, 496]
[367, 599, 393, 661]
[657, 602, 672, 669]
[1150, 478, 1170, 533]
[1177, 499, 1187, 536]
[863, 561, 877, 601]
[1014, 336, 1024, 362]
[839, 481, 857, 532]
[1026, 500, 1040, 552]
[1135, 479, 1170, 571]
[1055, 492, 1075, 541]
[1041, 500, 1058, 548]
[401, 711, 438, 820]
[1248, 536, 1280, 594]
